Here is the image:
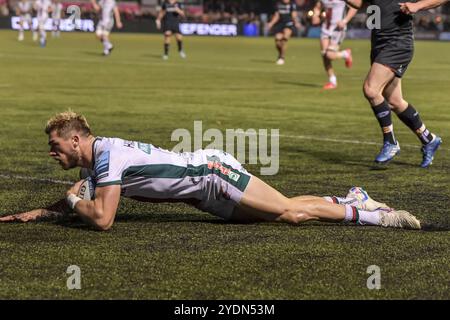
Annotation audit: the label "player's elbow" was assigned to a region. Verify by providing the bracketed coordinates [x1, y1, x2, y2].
[92, 210, 114, 231]
[93, 217, 114, 231]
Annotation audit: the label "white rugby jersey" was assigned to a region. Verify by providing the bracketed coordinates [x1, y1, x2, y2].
[35, 0, 52, 19]
[99, 0, 116, 22]
[51, 2, 63, 19]
[321, 0, 347, 28]
[18, 1, 32, 14]
[89, 137, 250, 204]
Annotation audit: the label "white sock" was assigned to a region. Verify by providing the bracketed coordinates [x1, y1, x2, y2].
[341, 50, 349, 59]
[329, 75, 337, 85]
[323, 196, 358, 206]
[343, 205, 381, 226]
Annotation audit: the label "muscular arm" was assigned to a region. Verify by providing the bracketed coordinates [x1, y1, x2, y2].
[176, 6, 185, 18]
[267, 12, 280, 28]
[399, 0, 448, 14]
[344, 6, 358, 23]
[292, 9, 301, 28]
[114, 6, 122, 28]
[70, 184, 121, 231]
[156, 9, 166, 29]
[90, 0, 100, 13]
[344, 0, 364, 9]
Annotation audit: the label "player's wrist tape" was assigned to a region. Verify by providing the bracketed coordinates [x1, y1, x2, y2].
[66, 193, 82, 210]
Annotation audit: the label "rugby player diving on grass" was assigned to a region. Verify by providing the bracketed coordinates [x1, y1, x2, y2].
[0, 112, 421, 231]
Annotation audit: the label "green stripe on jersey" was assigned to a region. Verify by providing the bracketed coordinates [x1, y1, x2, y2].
[122, 163, 250, 192]
[96, 180, 122, 187]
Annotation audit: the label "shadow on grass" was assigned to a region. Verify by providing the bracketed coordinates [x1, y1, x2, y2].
[297, 148, 371, 168]
[275, 80, 322, 88]
[81, 51, 104, 57]
[141, 53, 166, 60]
[249, 59, 276, 64]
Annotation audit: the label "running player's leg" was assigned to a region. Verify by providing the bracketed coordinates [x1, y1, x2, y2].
[38, 19, 47, 47]
[321, 37, 337, 89]
[274, 32, 284, 63]
[363, 63, 400, 162]
[324, 31, 351, 65]
[175, 32, 186, 58]
[32, 17, 38, 41]
[280, 27, 293, 61]
[163, 30, 172, 59]
[384, 78, 442, 167]
[18, 17, 25, 41]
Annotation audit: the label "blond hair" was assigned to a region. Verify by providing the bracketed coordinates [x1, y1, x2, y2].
[45, 111, 92, 138]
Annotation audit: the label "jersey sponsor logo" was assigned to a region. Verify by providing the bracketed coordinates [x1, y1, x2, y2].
[376, 111, 390, 119]
[207, 156, 241, 182]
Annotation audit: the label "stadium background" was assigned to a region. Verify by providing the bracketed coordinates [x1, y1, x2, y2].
[1, 0, 450, 39]
[0, 0, 448, 300]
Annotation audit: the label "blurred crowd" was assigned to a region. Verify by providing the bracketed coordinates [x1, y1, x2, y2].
[2, 0, 450, 32]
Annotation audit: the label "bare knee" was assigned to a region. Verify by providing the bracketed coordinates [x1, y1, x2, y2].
[280, 201, 317, 225]
[386, 97, 407, 112]
[363, 81, 381, 101]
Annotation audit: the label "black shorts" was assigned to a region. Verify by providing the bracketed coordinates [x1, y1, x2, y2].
[370, 36, 414, 78]
[162, 19, 180, 33]
[272, 21, 295, 35]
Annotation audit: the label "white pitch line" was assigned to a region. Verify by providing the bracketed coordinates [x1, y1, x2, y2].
[0, 133, 446, 186]
[240, 132, 449, 151]
[0, 174, 73, 185]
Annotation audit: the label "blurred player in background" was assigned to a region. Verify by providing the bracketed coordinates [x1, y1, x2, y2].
[156, 0, 186, 60]
[91, 0, 123, 56]
[34, 0, 52, 47]
[311, 0, 357, 89]
[51, 0, 63, 38]
[16, 0, 33, 41]
[267, 0, 301, 65]
[345, 0, 443, 167]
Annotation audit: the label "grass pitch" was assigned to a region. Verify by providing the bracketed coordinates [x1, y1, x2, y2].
[0, 30, 448, 299]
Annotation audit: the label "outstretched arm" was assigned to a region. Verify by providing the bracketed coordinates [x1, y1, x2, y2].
[0, 198, 72, 223]
[399, 0, 448, 14]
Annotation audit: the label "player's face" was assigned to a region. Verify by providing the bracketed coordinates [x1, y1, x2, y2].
[48, 130, 80, 170]
[282, 0, 290, 3]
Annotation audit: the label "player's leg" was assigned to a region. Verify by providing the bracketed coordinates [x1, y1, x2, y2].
[163, 30, 172, 59]
[320, 37, 337, 89]
[279, 27, 293, 62]
[232, 176, 420, 229]
[274, 32, 284, 64]
[363, 63, 400, 163]
[32, 17, 38, 41]
[38, 19, 47, 47]
[384, 78, 442, 167]
[324, 31, 352, 67]
[18, 17, 25, 41]
[102, 33, 113, 55]
[175, 32, 186, 58]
